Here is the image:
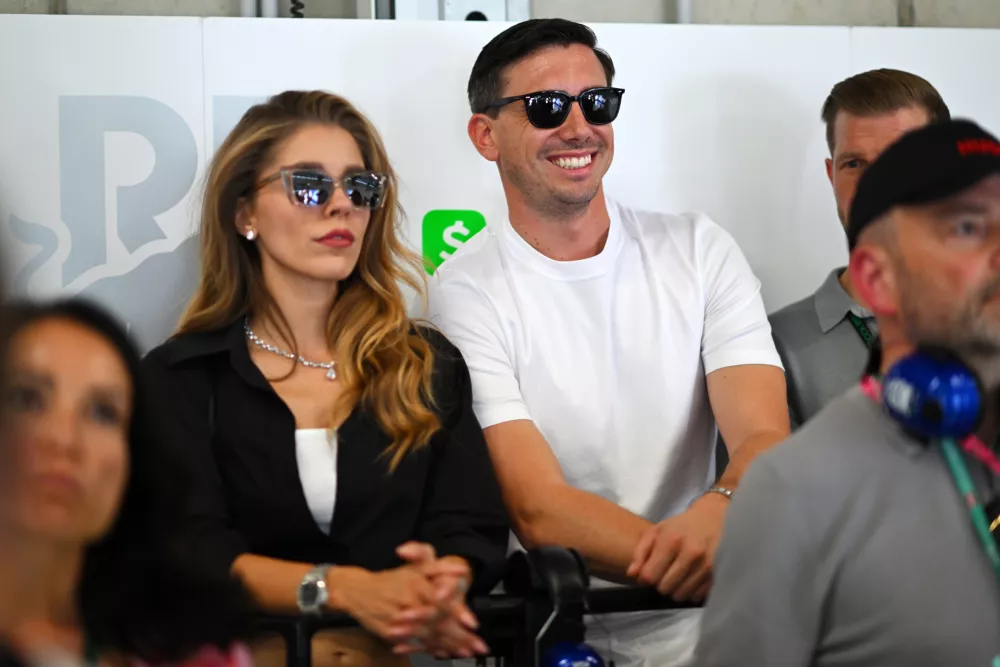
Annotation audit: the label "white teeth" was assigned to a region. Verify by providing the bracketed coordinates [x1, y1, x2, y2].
[552, 154, 593, 169]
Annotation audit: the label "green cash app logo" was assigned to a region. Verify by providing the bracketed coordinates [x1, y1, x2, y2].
[422, 210, 487, 275]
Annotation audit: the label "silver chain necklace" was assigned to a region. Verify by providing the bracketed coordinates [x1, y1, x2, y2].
[244, 318, 337, 380]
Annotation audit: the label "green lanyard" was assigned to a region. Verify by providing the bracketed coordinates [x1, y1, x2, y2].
[940, 437, 1000, 583]
[846, 312, 877, 351]
[867, 372, 1000, 661]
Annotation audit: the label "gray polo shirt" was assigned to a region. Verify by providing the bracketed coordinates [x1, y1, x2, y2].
[770, 268, 877, 429]
[694, 388, 1000, 667]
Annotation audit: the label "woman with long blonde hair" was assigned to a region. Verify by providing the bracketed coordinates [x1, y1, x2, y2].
[142, 91, 508, 667]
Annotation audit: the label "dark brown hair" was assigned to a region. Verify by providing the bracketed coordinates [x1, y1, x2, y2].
[2, 298, 252, 662]
[821, 68, 950, 154]
[468, 18, 615, 115]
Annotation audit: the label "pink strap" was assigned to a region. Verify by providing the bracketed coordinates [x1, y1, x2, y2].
[963, 436, 1000, 477]
[860, 374, 882, 402]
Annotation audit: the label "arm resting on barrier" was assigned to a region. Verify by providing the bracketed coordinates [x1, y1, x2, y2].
[697, 217, 790, 486]
[485, 420, 652, 583]
[235, 554, 487, 656]
[232, 554, 350, 614]
[233, 554, 458, 621]
[625, 224, 790, 599]
[627, 365, 789, 599]
[708, 364, 790, 490]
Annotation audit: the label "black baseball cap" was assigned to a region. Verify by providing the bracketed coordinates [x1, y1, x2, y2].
[847, 119, 1000, 249]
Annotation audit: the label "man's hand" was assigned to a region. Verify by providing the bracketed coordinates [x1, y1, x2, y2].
[626, 493, 730, 602]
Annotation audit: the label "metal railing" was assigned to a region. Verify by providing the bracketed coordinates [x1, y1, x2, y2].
[255, 548, 700, 667]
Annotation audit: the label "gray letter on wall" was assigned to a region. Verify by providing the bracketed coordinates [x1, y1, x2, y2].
[58, 96, 197, 284]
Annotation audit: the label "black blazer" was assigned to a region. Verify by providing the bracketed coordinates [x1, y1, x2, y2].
[142, 321, 509, 594]
[0, 646, 23, 667]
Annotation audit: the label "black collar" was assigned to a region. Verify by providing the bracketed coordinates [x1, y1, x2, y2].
[158, 320, 239, 363]
[157, 319, 271, 392]
[864, 340, 884, 378]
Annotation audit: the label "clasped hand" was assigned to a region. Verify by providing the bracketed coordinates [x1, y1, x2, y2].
[626, 493, 729, 602]
[334, 542, 488, 659]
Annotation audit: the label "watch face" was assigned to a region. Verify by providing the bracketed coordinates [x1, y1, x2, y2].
[300, 583, 318, 607]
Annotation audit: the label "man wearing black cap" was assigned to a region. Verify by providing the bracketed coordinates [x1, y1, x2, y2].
[693, 119, 1000, 666]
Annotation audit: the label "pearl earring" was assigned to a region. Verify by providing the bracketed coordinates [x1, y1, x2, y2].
[245, 230, 256, 241]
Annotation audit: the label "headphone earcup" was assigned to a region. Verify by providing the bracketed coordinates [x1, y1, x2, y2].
[882, 350, 982, 439]
[541, 641, 606, 667]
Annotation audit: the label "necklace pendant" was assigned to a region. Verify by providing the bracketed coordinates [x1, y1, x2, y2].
[326, 367, 336, 380]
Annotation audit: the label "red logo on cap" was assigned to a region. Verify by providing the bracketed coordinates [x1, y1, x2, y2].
[957, 138, 1000, 156]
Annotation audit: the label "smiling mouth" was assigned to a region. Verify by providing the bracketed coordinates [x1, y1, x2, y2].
[549, 153, 595, 170]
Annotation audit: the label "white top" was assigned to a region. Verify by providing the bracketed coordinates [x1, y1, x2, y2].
[295, 428, 338, 535]
[426, 198, 782, 666]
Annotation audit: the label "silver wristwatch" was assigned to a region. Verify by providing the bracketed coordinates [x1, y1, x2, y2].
[297, 564, 333, 615]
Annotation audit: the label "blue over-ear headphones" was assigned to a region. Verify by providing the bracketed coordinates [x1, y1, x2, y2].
[872, 345, 1000, 608]
[873, 345, 983, 440]
[541, 641, 606, 667]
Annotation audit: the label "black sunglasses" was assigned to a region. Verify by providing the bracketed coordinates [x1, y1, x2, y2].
[484, 87, 625, 130]
[251, 168, 387, 210]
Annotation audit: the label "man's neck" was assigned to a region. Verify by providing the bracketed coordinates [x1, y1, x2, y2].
[506, 188, 611, 262]
[978, 397, 1000, 448]
[962, 354, 1000, 445]
[256, 262, 339, 358]
[879, 339, 914, 379]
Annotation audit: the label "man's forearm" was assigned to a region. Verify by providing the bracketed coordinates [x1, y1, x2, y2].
[517, 485, 653, 581]
[716, 429, 788, 491]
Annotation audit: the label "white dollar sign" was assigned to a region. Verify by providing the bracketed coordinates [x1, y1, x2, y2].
[439, 220, 471, 261]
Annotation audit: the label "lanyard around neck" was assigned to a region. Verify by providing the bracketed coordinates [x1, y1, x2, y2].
[939, 436, 1000, 579]
[859, 377, 1000, 475]
[860, 375, 1000, 582]
[846, 312, 877, 351]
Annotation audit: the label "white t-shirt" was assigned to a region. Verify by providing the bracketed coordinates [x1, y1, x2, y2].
[426, 198, 782, 667]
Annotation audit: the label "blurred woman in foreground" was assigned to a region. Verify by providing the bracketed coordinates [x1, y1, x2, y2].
[0, 298, 252, 667]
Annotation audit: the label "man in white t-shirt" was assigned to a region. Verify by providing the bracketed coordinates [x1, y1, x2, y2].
[426, 18, 789, 666]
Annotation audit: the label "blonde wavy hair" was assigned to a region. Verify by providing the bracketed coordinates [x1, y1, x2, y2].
[177, 90, 438, 470]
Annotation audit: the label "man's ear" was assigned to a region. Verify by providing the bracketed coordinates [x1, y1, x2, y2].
[850, 237, 898, 317]
[468, 114, 500, 163]
[825, 157, 834, 186]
